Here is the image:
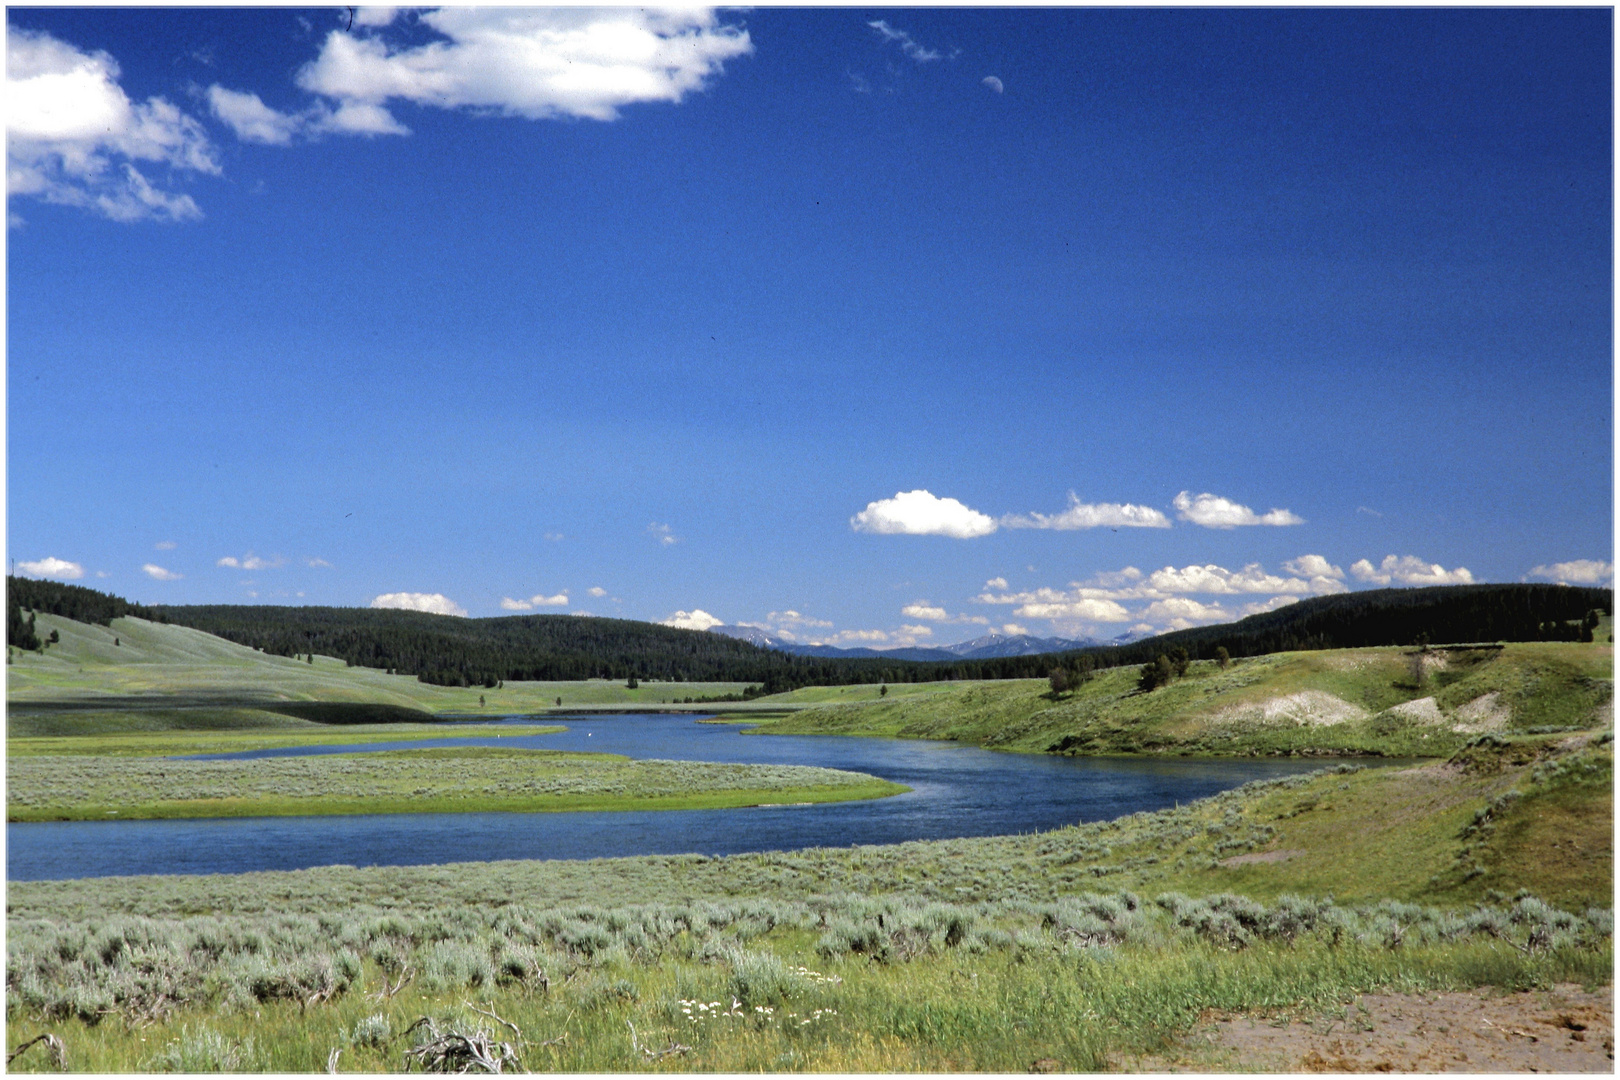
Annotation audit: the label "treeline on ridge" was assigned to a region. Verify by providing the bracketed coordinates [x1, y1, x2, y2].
[6, 579, 1610, 691]
[6, 576, 169, 651]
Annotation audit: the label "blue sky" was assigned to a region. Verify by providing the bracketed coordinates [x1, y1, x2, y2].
[8, 7, 1613, 648]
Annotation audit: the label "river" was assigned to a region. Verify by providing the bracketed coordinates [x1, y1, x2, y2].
[7, 714, 1379, 880]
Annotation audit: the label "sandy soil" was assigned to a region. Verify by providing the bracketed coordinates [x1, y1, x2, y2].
[1118, 983, 1613, 1073]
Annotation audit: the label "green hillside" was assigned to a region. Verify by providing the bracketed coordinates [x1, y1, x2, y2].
[754, 639, 1614, 758]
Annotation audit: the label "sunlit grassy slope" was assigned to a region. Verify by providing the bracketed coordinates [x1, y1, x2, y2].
[6, 612, 761, 713]
[751, 641, 1613, 757]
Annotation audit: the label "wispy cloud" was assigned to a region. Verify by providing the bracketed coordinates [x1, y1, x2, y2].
[142, 563, 182, 581]
[1174, 491, 1304, 529]
[154, 540, 177, 550]
[1002, 493, 1170, 531]
[1526, 559, 1614, 586]
[648, 522, 679, 546]
[216, 553, 286, 571]
[370, 591, 467, 616]
[587, 586, 608, 597]
[7, 29, 219, 222]
[308, 558, 333, 568]
[868, 20, 942, 63]
[16, 556, 83, 579]
[851, 489, 997, 538]
[1350, 556, 1474, 587]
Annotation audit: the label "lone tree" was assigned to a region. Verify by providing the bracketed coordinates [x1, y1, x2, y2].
[1215, 646, 1231, 669]
[626, 674, 639, 690]
[1048, 667, 1070, 695]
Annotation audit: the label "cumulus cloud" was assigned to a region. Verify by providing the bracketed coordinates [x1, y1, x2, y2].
[499, 592, 568, 611]
[1143, 562, 1342, 596]
[984, 577, 1008, 590]
[832, 628, 890, 644]
[1000, 623, 1031, 637]
[901, 601, 950, 621]
[663, 608, 722, 631]
[1350, 556, 1474, 587]
[898, 624, 933, 637]
[142, 563, 182, 581]
[1002, 493, 1170, 531]
[1284, 554, 1344, 580]
[371, 591, 467, 616]
[205, 85, 302, 145]
[352, 7, 400, 28]
[16, 556, 83, 579]
[1527, 559, 1614, 586]
[8, 29, 219, 222]
[588, 586, 607, 597]
[868, 20, 941, 62]
[851, 489, 997, 538]
[1011, 598, 1132, 622]
[291, 8, 752, 136]
[1173, 491, 1304, 529]
[648, 523, 678, 546]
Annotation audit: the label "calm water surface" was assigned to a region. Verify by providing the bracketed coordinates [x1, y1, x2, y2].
[8, 714, 1373, 881]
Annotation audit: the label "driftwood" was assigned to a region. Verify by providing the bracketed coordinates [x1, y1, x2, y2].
[402, 1017, 523, 1074]
[8, 1033, 67, 1070]
[370, 964, 416, 1002]
[627, 1020, 691, 1061]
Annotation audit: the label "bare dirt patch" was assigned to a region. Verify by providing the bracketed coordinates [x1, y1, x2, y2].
[1387, 696, 1446, 725]
[1209, 691, 1369, 728]
[1122, 983, 1613, 1073]
[1452, 691, 1511, 734]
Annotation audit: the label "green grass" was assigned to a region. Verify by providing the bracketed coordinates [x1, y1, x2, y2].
[5, 723, 564, 758]
[749, 643, 1613, 759]
[6, 611, 761, 713]
[7, 746, 908, 821]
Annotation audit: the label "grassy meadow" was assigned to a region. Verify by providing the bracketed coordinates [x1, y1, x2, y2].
[6, 746, 906, 822]
[749, 640, 1614, 759]
[5, 612, 1612, 1071]
[6, 732, 1611, 1072]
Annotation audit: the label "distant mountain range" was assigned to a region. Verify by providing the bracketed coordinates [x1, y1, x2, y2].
[707, 626, 1151, 661]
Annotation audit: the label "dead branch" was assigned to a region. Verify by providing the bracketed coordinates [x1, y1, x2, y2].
[8, 1033, 67, 1070]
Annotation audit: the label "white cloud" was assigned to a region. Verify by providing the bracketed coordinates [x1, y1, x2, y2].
[1350, 556, 1474, 587]
[352, 7, 400, 28]
[142, 563, 182, 581]
[898, 624, 934, 637]
[1000, 623, 1030, 637]
[851, 489, 997, 538]
[294, 8, 753, 136]
[868, 20, 941, 62]
[1013, 598, 1132, 622]
[663, 608, 722, 631]
[95, 570, 111, 578]
[501, 591, 569, 611]
[16, 556, 83, 579]
[1173, 491, 1304, 529]
[648, 523, 678, 545]
[216, 553, 284, 571]
[1002, 493, 1170, 531]
[543, 532, 565, 542]
[7, 29, 219, 222]
[371, 591, 467, 616]
[1527, 559, 1614, 586]
[206, 85, 302, 145]
[982, 75, 1004, 93]
[1143, 562, 1337, 596]
[984, 577, 1008, 590]
[1241, 595, 1301, 616]
[308, 558, 333, 568]
[832, 628, 890, 644]
[154, 540, 177, 550]
[587, 586, 608, 597]
[1283, 554, 1344, 580]
[1137, 597, 1234, 630]
[901, 601, 950, 621]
